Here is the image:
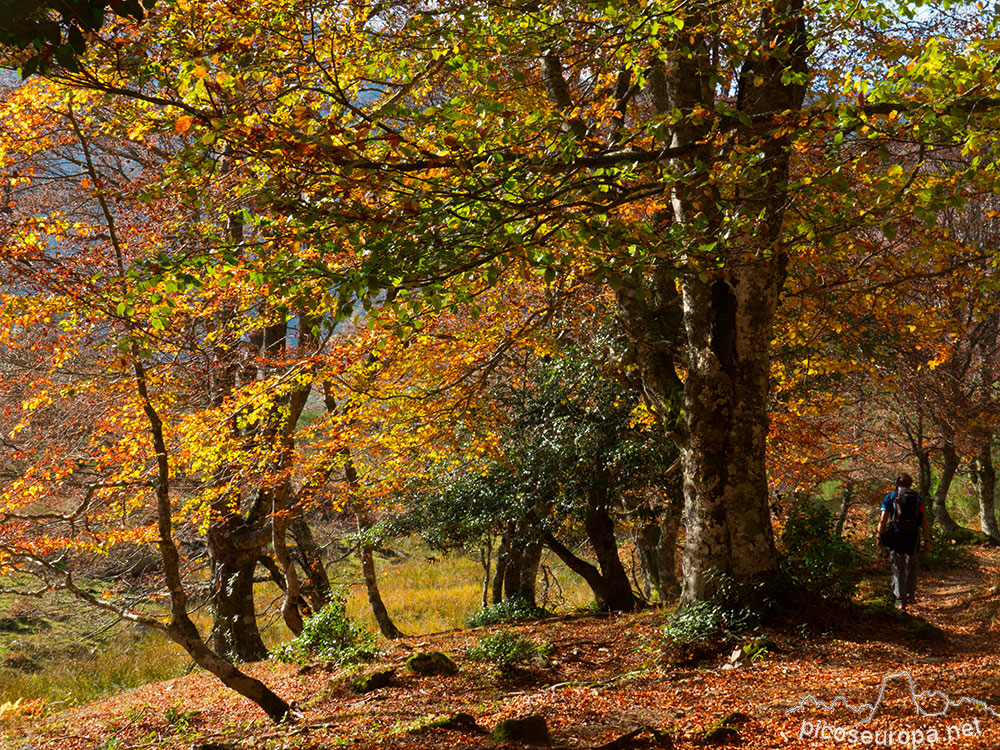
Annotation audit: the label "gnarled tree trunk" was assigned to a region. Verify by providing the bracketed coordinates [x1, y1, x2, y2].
[492, 519, 542, 606]
[932, 441, 961, 533]
[209, 541, 269, 662]
[972, 442, 999, 541]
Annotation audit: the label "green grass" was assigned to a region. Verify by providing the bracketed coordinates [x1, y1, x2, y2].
[0, 536, 599, 707]
[0, 631, 192, 707]
[0, 574, 193, 706]
[323, 539, 595, 635]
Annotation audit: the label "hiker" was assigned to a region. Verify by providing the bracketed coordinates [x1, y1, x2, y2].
[877, 473, 931, 611]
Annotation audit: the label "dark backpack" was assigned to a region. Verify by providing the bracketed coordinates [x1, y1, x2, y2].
[894, 488, 921, 531]
[892, 487, 922, 552]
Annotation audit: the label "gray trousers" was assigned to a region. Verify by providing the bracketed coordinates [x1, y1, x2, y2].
[891, 550, 918, 604]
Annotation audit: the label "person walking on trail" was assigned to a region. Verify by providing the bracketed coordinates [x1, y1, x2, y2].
[877, 473, 931, 611]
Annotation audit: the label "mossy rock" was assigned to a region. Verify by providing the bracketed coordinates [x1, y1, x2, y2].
[741, 637, 777, 660]
[416, 712, 486, 734]
[694, 725, 740, 746]
[661, 638, 730, 667]
[406, 651, 458, 676]
[350, 668, 395, 693]
[491, 714, 550, 744]
[720, 711, 750, 726]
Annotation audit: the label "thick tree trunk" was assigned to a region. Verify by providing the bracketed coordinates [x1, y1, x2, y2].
[543, 532, 619, 609]
[543, 524, 636, 612]
[518, 543, 543, 604]
[491, 531, 509, 605]
[635, 516, 660, 600]
[678, 280, 781, 601]
[656, 502, 682, 600]
[932, 441, 961, 533]
[623, 0, 806, 605]
[972, 442, 999, 541]
[501, 532, 525, 602]
[496, 519, 541, 606]
[584, 502, 637, 611]
[209, 545, 269, 662]
[628, 490, 682, 603]
[268, 325, 313, 638]
[917, 448, 933, 500]
[272, 496, 305, 637]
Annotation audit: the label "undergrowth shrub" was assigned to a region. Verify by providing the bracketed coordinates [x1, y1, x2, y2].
[273, 598, 376, 667]
[658, 572, 774, 667]
[466, 597, 548, 627]
[466, 631, 550, 673]
[923, 525, 977, 569]
[662, 571, 765, 644]
[780, 496, 858, 602]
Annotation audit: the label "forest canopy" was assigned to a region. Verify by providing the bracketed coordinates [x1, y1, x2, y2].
[1, 0, 1000, 721]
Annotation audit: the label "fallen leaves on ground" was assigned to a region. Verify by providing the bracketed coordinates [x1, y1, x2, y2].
[5, 549, 1000, 749]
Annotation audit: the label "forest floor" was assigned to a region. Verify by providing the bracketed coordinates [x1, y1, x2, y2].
[3, 547, 1000, 750]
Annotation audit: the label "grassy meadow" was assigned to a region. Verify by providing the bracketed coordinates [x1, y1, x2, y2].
[0, 539, 596, 707]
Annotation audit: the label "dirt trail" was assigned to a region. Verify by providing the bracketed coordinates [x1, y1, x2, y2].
[766, 548, 1000, 749]
[912, 547, 999, 641]
[4, 549, 1000, 750]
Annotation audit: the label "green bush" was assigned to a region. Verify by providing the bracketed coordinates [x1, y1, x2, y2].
[662, 572, 763, 643]
[466, 597, 548, 628]
[466, 631, 550, 672]
[780, 496, 858, 602]
[922, 525, 976, 569]
[272, 598, 377, 667]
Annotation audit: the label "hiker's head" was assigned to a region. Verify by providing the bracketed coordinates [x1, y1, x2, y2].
[896, 473, 913, 489]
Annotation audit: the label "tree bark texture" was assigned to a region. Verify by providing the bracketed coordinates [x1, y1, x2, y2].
[290, 515, 332, 611]
[209, 543, 269, 662]
[584, 501, 637, 611]
[932, 441, 960, 533]
[543, 532, 620, 610]
[835, 482, 855, 538]
[543, 518, 637, 613]
[973, 442, 999, 541]
[491, 531, 509, 605]
[917, 448, 933, 500]
[638, 0, 808, 603]
[655, 502, 682, 600]
[357, 511, 404, 639]
[493, 519, 542, 606]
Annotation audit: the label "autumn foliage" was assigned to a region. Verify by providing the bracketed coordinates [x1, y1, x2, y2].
[1, 0, 1000, 722]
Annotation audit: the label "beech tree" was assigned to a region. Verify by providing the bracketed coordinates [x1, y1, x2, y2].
[5, 0, 1000, 614]
[182, 0, 997, 601]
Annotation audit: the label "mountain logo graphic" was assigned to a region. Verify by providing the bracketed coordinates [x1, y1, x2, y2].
[785, 670, 999, 726]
